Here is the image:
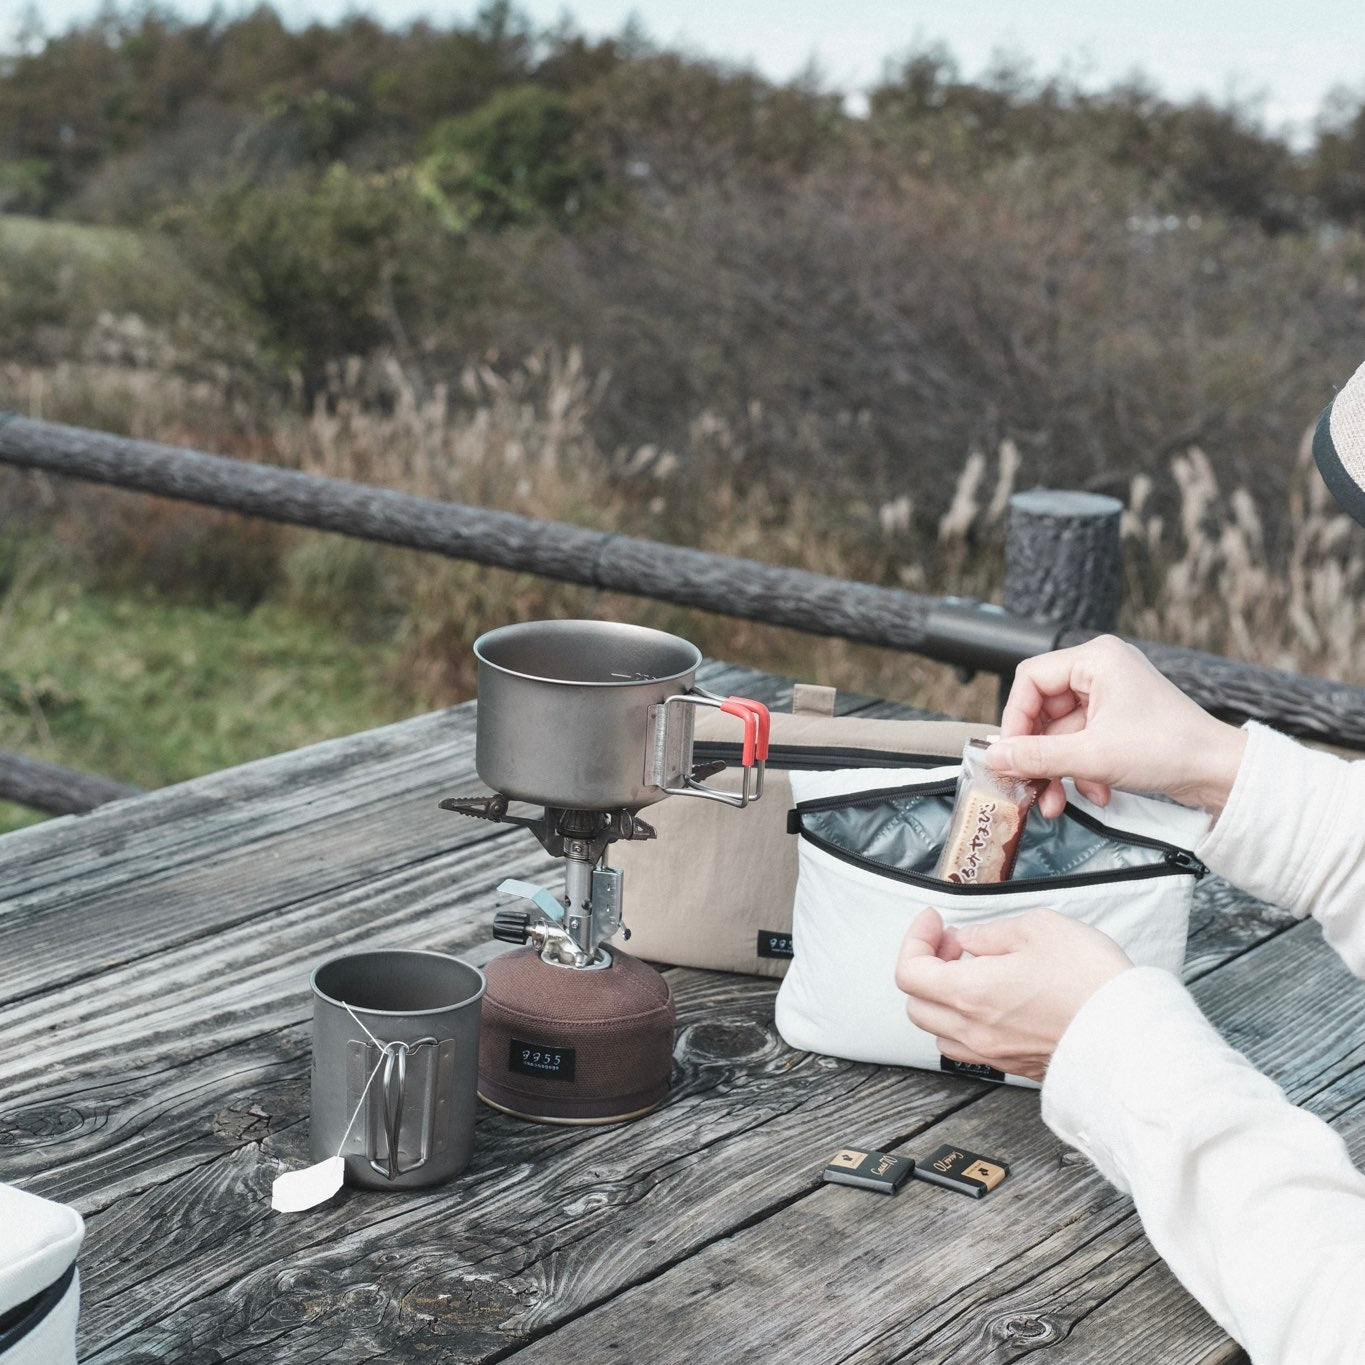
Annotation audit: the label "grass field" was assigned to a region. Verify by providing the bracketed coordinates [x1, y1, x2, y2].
[0, 212, 140, 254]
[0, 551, 429, 833]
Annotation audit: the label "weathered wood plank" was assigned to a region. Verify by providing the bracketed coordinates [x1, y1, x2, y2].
[73, 974, 978, 1361]
[480, 919, 1360, 1364]
[0, 663, 789, 1009]
[1003, 491, 1123, 635]
[0, 744, 1275, 1204]
[48, 879, 1335, 1362]
[0, 413, 947, 655]
[0, 837, 541, 1158]
[3, 678, 1339, 1365]
[1181, 876, 1295, 983]
[0, 706, 471, 898]
[498, 1090, 1171, 1365]
[0, 665, 887, 1199]
[1057, 627, 1365, 751]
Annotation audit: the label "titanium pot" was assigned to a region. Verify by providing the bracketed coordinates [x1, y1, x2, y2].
[472, 619, 769, 811]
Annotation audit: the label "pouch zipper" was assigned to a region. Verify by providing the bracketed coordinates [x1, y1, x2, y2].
[790, 779, 1206, 895]
[693, 740, 952, 773]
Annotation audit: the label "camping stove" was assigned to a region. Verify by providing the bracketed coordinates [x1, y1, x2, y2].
[441, 619, 769, 1124]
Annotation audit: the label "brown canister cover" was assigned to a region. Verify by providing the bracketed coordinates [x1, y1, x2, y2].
[478, 947, 675, 1123]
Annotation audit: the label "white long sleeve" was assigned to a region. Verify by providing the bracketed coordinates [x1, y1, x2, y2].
[1042, 723, 1365, 1365]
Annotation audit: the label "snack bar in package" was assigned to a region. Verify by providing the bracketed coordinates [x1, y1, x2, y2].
[933, 739, 1039, 884]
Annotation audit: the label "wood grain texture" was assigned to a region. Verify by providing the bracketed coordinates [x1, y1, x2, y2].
[0, 663, 783, 1010]
[74, 974, 976, 1362]
[494, 920, 1359, 1365]
[1057, 627, 1365, 751]
[0, 668, 1349, 1364]
[0, 414, 940, 653]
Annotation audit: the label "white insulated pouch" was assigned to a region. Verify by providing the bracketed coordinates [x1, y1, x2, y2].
[775, 764, 1210, 1088]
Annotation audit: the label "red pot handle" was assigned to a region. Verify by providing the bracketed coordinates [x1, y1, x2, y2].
[720, 698, 760, 766]
[725, 696, 771, 762]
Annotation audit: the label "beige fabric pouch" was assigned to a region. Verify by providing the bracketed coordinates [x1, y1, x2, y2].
[609, 686, 992, 976]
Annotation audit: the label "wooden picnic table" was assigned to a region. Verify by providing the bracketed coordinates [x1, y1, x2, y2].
[2, 659, 1359, 1363]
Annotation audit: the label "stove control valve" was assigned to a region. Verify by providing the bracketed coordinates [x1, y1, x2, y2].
[493, 909, 533, 944]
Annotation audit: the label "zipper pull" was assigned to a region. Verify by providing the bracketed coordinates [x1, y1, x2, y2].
[786, 809, 803, 836]
[1164, 849, 1207, 878]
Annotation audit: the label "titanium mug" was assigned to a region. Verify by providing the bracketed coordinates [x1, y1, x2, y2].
[310, 949, 486, 1190]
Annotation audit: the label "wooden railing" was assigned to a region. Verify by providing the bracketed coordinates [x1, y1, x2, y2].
[3, 411, 1364, 812]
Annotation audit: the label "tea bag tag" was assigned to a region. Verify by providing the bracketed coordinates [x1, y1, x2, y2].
[272, 1156, 345, 1213]
[271, 1001, 387, 1213]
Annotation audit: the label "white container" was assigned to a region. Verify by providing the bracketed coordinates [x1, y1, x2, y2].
[0, 1183, 83, 1365]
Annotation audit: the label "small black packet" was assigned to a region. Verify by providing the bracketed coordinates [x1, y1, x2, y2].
[821, 1148, 915, 1194]
[914, 1144, 1009, 1198]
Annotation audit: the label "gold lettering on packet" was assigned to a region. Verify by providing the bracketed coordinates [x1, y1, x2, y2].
[933, 1149, 964, 1173]
[962, 1159, 1007, 1191]
[830, 1149, 866, 1170]
[871, 1155, 896, 1177]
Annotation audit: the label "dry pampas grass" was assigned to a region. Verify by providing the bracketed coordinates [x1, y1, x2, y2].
[3, 343, 1362, 725]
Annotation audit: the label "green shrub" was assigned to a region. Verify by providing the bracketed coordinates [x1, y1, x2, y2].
[178, 163, 422, 381]
[58, 489, 285, 609]
[422, 84, 600, 230]
[0, 159, 55, 215]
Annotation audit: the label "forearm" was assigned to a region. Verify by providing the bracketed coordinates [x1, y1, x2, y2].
[1043, 968, 1365, 1364]
[1197, 724, 1365, 977]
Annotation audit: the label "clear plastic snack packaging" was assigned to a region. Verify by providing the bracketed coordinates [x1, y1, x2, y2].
[933, 738, 1040, 884]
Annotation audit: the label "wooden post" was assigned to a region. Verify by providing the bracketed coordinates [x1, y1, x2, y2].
[999, 489, 1123, 714]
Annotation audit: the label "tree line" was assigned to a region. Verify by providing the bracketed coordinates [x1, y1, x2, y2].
[2, 2, 1364, 526]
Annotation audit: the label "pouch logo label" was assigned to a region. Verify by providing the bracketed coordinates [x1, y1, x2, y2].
[939, 1056, 1005, 1083]
[757, 930, 795, 959]
[509, 1040, 576, 1081]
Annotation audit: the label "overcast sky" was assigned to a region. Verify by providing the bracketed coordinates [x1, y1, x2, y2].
[14, 0, 1365, 138]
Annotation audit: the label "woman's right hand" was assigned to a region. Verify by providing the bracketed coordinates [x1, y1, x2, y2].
[986, 635, 1248, 818]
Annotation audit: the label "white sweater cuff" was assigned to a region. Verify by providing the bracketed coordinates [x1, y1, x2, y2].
[1041, 965, 1242, 1188]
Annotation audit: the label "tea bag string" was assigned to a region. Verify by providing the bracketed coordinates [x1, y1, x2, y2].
[270, 1001, 404, 1213]
[336, 1002, 394, 1157]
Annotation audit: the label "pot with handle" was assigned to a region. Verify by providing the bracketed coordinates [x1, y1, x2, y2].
[472, 619, 770, 811]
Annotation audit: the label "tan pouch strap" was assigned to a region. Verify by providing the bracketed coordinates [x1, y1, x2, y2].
[791, 683, 837, 717]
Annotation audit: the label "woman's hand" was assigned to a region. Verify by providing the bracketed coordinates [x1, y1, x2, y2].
[894, 906, 1132, 1081]
[987, 635, 1247, 818]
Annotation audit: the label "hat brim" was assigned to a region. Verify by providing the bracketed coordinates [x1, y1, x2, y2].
[1313, 399, 1365, 528]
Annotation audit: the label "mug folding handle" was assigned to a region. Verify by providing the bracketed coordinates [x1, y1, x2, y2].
[368, 1036, 440, 1181]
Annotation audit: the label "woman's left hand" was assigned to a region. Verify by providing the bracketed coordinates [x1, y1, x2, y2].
[894, 907, 1132, 1081]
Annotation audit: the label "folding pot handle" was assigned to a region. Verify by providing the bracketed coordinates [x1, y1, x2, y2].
[650, 691, 770, 807]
